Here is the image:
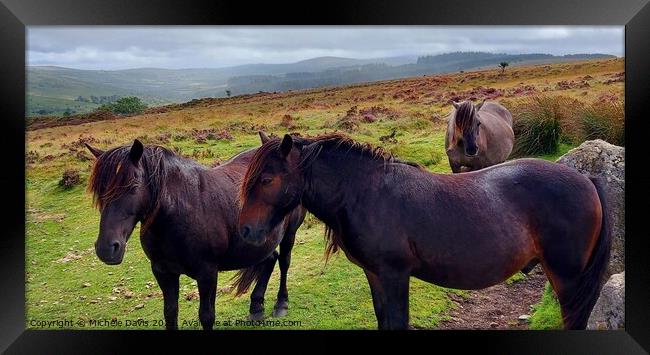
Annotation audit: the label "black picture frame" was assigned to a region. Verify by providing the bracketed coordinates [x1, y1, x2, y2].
[2, 0, 649, 353]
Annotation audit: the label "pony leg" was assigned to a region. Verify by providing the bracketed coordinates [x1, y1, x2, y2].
[151, 264, 180, 330]
[197, 269, 217, 330]
[543, 273, 586, 330]
[247, 251, 279, 321]
[364, 269, 386, 329]
[273, 232, 296, 317]
[377, 271, 410, 330]
[540, 181, 611, 330]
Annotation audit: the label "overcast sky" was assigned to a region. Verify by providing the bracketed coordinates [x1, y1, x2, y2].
[27, 26, 624, 70]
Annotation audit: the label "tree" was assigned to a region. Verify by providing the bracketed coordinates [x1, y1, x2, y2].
[101, 96, 147, 115]
[499, 62, 509, 73]
[225, 90, 231, 97]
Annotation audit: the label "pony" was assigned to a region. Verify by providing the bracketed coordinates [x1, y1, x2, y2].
[86, 132, 305, 330]
[445, 100, 514, 172]
[238, 133, 611, 330]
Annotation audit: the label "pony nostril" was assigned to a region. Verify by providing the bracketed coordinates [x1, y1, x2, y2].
[111, 241, 121, 255]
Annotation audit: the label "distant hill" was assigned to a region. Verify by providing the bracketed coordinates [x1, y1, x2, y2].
[27, 55, 415, 116]
[225, 52, 616, 95]
[26, 52, 615, 117]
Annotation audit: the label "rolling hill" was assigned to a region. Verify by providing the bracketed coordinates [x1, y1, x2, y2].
[27, 52, 615, 117]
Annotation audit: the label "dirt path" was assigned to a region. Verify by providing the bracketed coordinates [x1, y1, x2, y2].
[436, 268, 548, 330]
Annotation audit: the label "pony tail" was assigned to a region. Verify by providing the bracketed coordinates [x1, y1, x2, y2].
[561, 176, 613, 329]
[323, 226, 342, 265]
[231, 262, 268, 297]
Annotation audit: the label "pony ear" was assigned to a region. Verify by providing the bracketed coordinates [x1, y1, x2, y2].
[258, 130, 271, 144]
[279, 134, 293, 158]
[451, 101, 460, 109]
[475, 100, 486, 112]
[129, 139, 144, 164]
[84, 143, 104, 159]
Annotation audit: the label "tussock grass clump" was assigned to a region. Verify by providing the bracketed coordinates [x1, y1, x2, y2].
[580, 100, 624, 146]
[509, 96, 564, 157]
[508, 96, 587, 157]
[279, 114, 302, 129]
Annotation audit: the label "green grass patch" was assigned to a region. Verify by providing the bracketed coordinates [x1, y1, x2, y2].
[529, 282, 563, 330]
[505, 272, 526, 285]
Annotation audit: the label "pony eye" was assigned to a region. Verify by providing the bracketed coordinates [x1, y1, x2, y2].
[261, 177, 273, 185]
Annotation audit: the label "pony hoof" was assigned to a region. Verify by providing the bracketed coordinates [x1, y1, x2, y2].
[272, 307, 288, 318]
[247, 312, 265, 321]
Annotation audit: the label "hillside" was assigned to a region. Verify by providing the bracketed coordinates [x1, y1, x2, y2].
[25, 58, 624, 329]
[26, 52, 615, 117]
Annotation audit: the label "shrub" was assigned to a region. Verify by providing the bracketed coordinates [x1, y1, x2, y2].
[100, 96, 147, 115]
[59, 169, 81, 189]
[580, 100, 624, 146]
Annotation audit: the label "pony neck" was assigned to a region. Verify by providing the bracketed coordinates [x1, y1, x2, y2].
[300, 149, 386, 228]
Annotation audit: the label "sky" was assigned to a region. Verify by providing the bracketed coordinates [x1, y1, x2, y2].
[27, 26, 624, 70]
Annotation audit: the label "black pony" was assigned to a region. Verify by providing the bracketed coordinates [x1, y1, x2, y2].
[239, 133, 611, 330]
[86, 132, 305, 330]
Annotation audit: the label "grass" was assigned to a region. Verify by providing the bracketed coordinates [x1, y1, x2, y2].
[580, 100, 625, 146]
[529, 283, 563, 330]
[25, 58, 624, 329]
[508, 96, 566, 157]
[505, 272, 527, 286]
[27, 94, 101, 117]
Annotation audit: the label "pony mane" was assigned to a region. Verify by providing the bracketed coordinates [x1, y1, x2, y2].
[240, 133, 421, 201]
[88, 144, 172, 221]
[454, 101, 477, 132]
[240, 132, 422, 260]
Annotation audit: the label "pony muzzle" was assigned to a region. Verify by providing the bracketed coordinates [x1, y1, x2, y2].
[95, 238, 125, 265]
[240, 224, 267, 246]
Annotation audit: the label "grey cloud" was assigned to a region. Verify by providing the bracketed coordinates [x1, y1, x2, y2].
[27, 26, 624, 70]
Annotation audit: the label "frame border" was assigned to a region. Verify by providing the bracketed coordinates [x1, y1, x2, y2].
[2, 0, 649, 353]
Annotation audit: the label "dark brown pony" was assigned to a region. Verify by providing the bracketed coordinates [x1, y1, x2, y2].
[445, 100, 514, 172]
[238, 133, 611, 330]
[86, 132, 305, 330]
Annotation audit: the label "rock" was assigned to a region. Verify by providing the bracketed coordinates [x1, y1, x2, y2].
[134, 304, 145, 310]
[518, 314, 530, 323]
[82, 282, 91, 288]
[587, 272, 625, 330]
[556, 139, 625, 276]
